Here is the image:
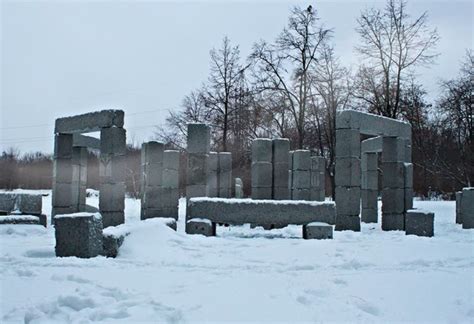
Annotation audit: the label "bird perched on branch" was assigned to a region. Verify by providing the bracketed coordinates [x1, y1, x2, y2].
[307, 5, 313, 13]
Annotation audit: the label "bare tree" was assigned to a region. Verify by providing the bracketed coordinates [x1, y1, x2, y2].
[355, 0, 439, 118]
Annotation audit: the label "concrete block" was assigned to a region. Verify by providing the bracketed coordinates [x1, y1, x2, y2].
[292, 170, 311, 189]
[186, 218, 216, 236]
[187, 153, 209, 185]
[52, 183, 73, 207]
[72, 134, 101, 150]
[101, 211, 124, 228]
[365, 170, 378, 190]
[382, 213, 405, 231]
[361, 189, 378, 209]
[382, 188, 405, 214]
[292, 150, 311, 170]
[405, 188, 413, 210]
[366, 152, 378, 171]
[208, 152, 218, 171]
[54, 159, 73, 183]
[208, 185, 218, 198]
[310, 171, 320, 187]
[100, 155, 126, 184]
[72, 147, 88, 166]
[141, 207, 179, 220]
[335, 186, 360, 216]
[361, 208, 378, 223]
[141, 141, 164, 165]
[335, 129, 361, 158]
[302, 222, 333, 239]
[251, 162, 272, 188]
[100, 127, 126, 156]
[218, 152, 232, 171]
[163, 150, 180, 170]
[15, 194, 42, 215]
[405, 210, 434, 237]
[52, 206, 75, 218]
[143, 162, 163, 187]
[404, 163, 413, 188]
[404, 140, 412, 163]
[310, 189, 322, 201]
[288, 151, 294, 169]
[99, 183, 125, 212]
[461, 188, 474, 229]
[335, 157, 361, 187]
[0, 215, 45, 226]
[382, 136, 403, 163]
[456, 191, 463, 224]
[272, 138, 290, 163]
[273, 187, 289, 200]
[292, 188, 310, 200]
[187, 124, 211, 154]
[219, 172, 232, 198]
[251, 187, 272, 200]
[382, 162, 405, 188]
[0, 194, 16, 213]
[54, 134, 73, 159]
[162, 169, 179, 189]
[335, 214, 361, 231]
[55, 110, 124, 134]
[252, 138, 272, 163]
[102, 233, 125, 258]
[273, 162, 289, 188]
[142, 187, 165, 209]
[186, 184, 208, 199]
[55, 213, 103, 258]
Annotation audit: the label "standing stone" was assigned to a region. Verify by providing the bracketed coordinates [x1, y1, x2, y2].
[291, 150, 311, 201]
[461, 188, 474, 229]
[251, 139, 273, 199]
[310, 156, 326, 201]
[218, 152, 232, 198]
[141, 141, 164, 220]
[272, 139, 290, 200]
[455, 191, 463, 224]
[405, 209, 434, 237]
[52, 134, 74, 221]
[186, 124, 211, 200]
[361, 152, 378, 223]
[161, 150, 180, 219]
[207, 152, 219, 197]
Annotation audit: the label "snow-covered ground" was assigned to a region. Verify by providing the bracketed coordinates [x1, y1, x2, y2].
[1, 190, 473, 323]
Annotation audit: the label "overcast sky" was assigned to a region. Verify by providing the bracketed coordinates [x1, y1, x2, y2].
[1, 0, 472, 154]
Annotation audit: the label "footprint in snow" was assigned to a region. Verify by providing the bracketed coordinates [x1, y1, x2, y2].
[351, 296, 381, 316]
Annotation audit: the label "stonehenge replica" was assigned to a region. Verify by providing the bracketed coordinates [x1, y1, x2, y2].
[6, 108, 471, 259]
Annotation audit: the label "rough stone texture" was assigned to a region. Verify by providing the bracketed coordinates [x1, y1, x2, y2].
[100, 155, 125, 184]
[455, 191, 463, 224]
[252, 139, 272, 163]
[292, 150, 311, 170]
[0, 215, 46, 227]
[405, 210, 434, 237]
[0, 193, 43, 215]
[335, 215, 361, 231]
[54, 134, 74, 159]
[335, 157, 361, 187]
[382, 136, 404, 163]
[273, 187, 290, 200]
[163, 150, 180, 170]
[55, 213, 103, 258]
[461, 188, 474, 229]
[99, 183, 125, 212]
[251, 162, 273, 188]
[142, 142, 165, 165]
[187, 198, 336, 227]
[52, 183, 73, 207]
[186, 218, 216, 236]
[272, 138, 290, 163]
[381, 213, 405, 231]
[187, 124, 211, 154]
[102, 233, 126, 258]
[55, 110, 124, 134]
[361, 190, 378, 209]
[302, 222, 333, 239]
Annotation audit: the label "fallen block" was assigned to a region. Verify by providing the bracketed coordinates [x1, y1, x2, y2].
[405, 209, 434, 237]
[186, 218, 216, 236]
[55, 213, 103, 258]
[302, 222, 333, 239]
[0, 214, 47, 227]
[0, 193, 42, 215]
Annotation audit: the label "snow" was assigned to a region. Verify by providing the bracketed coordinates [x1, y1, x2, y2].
[190, 196, 335, 206]
[1, 191, 473, 323]
[55, 212, 101, 220]
[0, 215, 40, 222]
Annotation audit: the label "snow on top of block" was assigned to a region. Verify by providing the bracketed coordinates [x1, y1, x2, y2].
[55, 212, 102, 220]
[462, 187, 474, 191]
[254, 138, 272, 141]
[187, 218, 212, 225]
[0, 215, 39, 221]
[306, 222, 332, 227]
[189, 197, 335, 206]
[407, 209, 433, 215]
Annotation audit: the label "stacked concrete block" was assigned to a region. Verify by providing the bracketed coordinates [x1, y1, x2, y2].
[404, 163, 414, 210]
[71, 147, 88, 212]
[458, 188, 474, 229]
[381, 136, 406, 231]
[55, 213, 103, 258]
[186, 218, 216, 236]
[292, 150, 311, 200]
[161, 150, 180, 219]
[235, 178, 244, 198]
[361, 152, 378, 223]
[272, 139, 290, 200]
[334, 127, 361, 231]
[207, 152, 219, 197]
[302, 222, 333, 240]
[218, 152, 232, 198]
[52, 134, 75, 218]
[405, 209, 434, 237]
[186, 124, 211, 200]
[310, 156, 326, 201]
[251, 139, 273, 199]
[140, 141, 164, 220]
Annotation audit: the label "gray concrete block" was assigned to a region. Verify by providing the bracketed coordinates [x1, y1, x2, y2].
[405, 188, 413, 210]
[404, 140, 412, 163]
[55, 110, 124, 134]
[102, 233, 125, 258]
[187, 124, 211, 154]
[382, 136, 403, 163]
[144, 162, 164, 188]
[100, 155, 126, 184]
[361, 208, 378, 223]
[366, 152, 378, 171]
[100, 127, 126, 156]
[219, 171, 232, 198]
[461, 188, 474, 229]
[288, 151, 294, 169]
[382, 188, 405, 214]
[0, 194, 16, 213]
[52, 206, 75, 218]
[251, 187, 272, 200]
[310, 189, 322, 201]
[292, 188, 310, 200]
[381, 213, 405, 231]
[273, 162, 289, 188]
[0, 215, 44, 226]
[101, 211, 124, 228]
[99, 183, 125, 212]
[54, 134, 73, 159]
[142, 186, 165, 209]
[361, 189, 378, 209]
[335, 186, 360, 216]
[53, 159, 73, 183]
[382, 162, 405, 188]
[335, 129, 361, 158]
[14, 194, 42, 215]
[208, 152, 218, 171]
[405, 210, 434, 237]
[218, 152, 232, 171]
[55, 213, 103, 258]
[273, 187, 289, 200]
[251, 162, 272, 188]
[141, 207, 178, 220]
[208, 185, 218, 198]
[456, 191, 463, 224]
[292, 170, 311, 189]
[162, 169, 179, 189]
[335, 214, 361, 231]
[292, 150, 311, 170]
[187, 153, 209, 185]
[252, 138, 272, 163]
[361, 136, 382, 154]
[163, 150, 180, 170]
[72, 134, 101, 150]
[335, 157, 361, 187]
[311, 156, 325, 172]
[303, 222, 333, 239]
[186, 184, 208, 199]
[186, 218, 216, 236]
[310, 171, 320, 187]
[365, 170, 378, 190]
[272, 138, 290, 163]
[52, 183, 73, 207]
[187, 198, 336, 226]
[141, 141, 164, 165]
[72, 146, 88, 166]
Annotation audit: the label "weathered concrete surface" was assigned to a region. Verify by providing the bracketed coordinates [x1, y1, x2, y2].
[0, 193, 43, 215]
[461, 188, 474, 229]
[405, 209, 434, 237]
[187, 198, 336, 227]
[0, 214, 47, 227]
[302, 222, 333, 239]
[381, 213, 405, 231]
[455, 191, 463, 224]
[187, 124, 211, 154]
[186, 218, 216, 236]
[72, 134, 101, 150]
[55, 110, 124, 134]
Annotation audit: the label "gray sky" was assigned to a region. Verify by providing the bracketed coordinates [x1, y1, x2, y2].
[1, 0, 472, 154]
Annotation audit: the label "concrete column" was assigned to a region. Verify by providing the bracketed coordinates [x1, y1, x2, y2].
[292, 150, 311, 200]
[52, 133, 74, 221]
[186, 124, 210, 200]
[71, 147, 88, 212]
[272, 139, 290, 200]
[381, 136, 405, 231]
[140, 141, 164, 220]
[460, 188, 474, 229]
[361, 152, 378, 223]
[251, 138, 272, 199]
[288, 151, 294, 199]
[310, 156, 325, 201]
[99, 126, 126, 227]
[218, 152, 232, 198]
[162, 150, 180, 219]
[207, 152, 218, 197]
[335, 128, 361, 231]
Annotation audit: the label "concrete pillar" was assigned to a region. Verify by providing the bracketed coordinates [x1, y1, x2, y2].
[251, 138, 272, 199]
[272, 139, 290, 200]
[310, 156, 325, 201]
[288, 151, 294, 199]
[52, 134, 74, 221]
[361, 152, 378, 223]
[140, 141, 164, 220]
[71, 147, 88, 212]
[207, 152, 218, 197]
[461, 188, 474, 229]
[335, 128, 361, 231]
[186, 124, 210, 200]
[292, 150, 311, 200]
[218, 152, 232, 198]
[456, 191, 463, 224]
[162, 150, 180, 219]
